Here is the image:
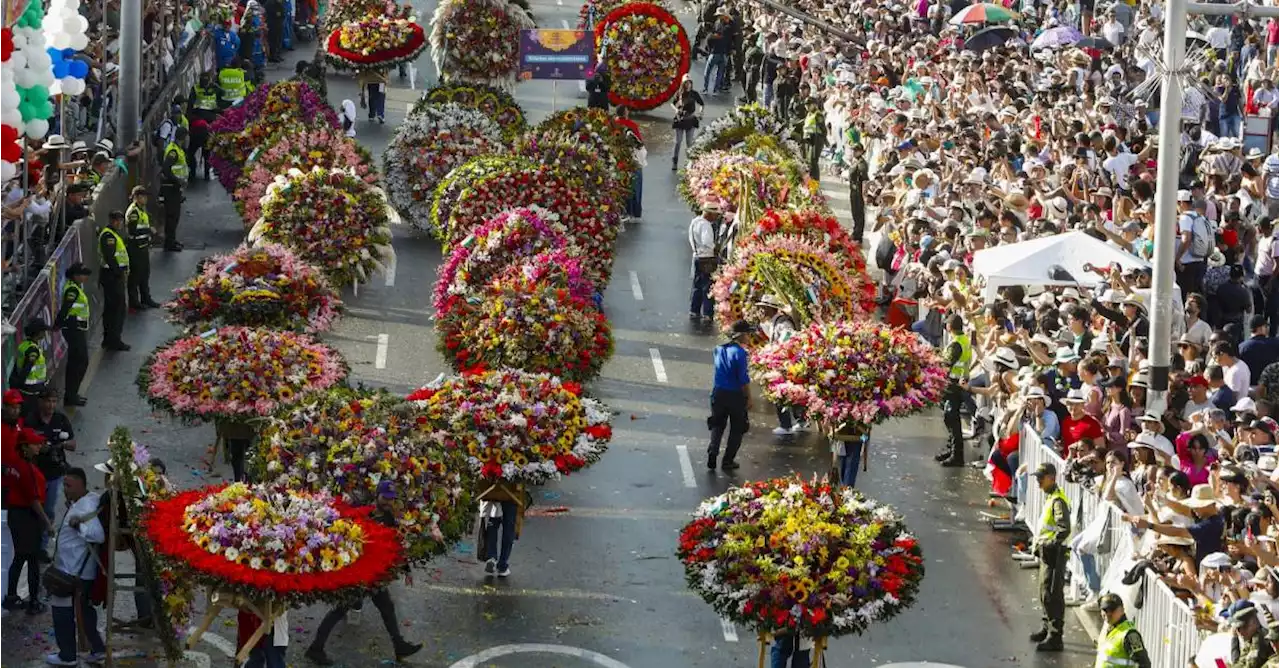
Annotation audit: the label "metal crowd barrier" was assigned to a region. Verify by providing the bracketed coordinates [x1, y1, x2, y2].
[1018, 427, 1206, 668]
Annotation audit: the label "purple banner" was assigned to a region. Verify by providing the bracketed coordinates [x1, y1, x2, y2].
[518, 29, 594, 81]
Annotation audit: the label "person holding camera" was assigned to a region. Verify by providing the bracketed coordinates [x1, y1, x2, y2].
[25, 389, 75, 555]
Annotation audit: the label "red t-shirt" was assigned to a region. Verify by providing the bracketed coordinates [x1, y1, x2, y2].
[2, 420, 47, 508]
[1061, 415, 1105, 451]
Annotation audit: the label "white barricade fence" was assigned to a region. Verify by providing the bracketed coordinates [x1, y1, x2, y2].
[1018, 427, 1206, 668]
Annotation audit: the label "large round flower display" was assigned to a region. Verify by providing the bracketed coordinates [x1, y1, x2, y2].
[593, 3, 690, 110]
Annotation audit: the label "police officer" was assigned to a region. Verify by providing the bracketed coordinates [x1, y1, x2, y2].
[159, 128, 189, 252]
[1029, 462, 1070, 652]
[8, 321, 49, 412]
[125, 186, 160, 306]
[218, 57, 252, 108]
[55, 263, 93, 406]
[801, 97, 825, 180]
[189, 70, 219, 123]
[1228, 601, 1276, 668]
[99, 210, 132, 351]
[1095, 594, 1150, 667]
[936, 314, 971, 466]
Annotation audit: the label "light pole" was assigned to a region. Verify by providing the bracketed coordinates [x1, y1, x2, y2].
[117, 0, 142, 147]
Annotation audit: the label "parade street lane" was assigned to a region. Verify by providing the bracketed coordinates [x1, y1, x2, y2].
[0, 3, 1086, 665]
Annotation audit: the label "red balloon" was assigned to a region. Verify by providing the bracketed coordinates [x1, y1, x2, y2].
[0, 29, 11, 62]
[2, 124, 21, 162]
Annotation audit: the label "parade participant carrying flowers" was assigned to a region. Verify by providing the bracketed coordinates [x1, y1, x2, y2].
[429, 0, 534, 88]
[686, 103, 802, 164]
[591, 3, 690, 110]
[678, 476, 925, 660]
[532, 108, 638, 194]
[326, 14, 427, 71]
[251, 166, 398, 287]
[233, 124, 377, 226]
[419, 82, 528, 140]
[165, 244, 343, 334]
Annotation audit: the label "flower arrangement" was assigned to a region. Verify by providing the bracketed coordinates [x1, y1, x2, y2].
[384, 103, 505, 232]
[516, 134, 627, 214]
[576, 0, 668, 28]
[680, 150, 827, 217]
[326, 15, 427, 70]
[234, 124, 378, 226]
[325, 0, 410, 29]
[433, 206, 578, 317]
[136, 326, 349, 423]
[677, 477, 925, 638]
[142, 483, 402, 606]
[418, 82, 527, 140]
[209, 81, 338, 192]
[435, 263, 613, 381]
[429, 0, 534, 89]
[593, 3, 690, 110]
[250, 166, 398, 287]
[407, 369, 612, 484]
[678, 150, 757, 210]
[745, 209, 863, 267]
[429, 156, 525, 242]
[532, 107, 638, 190]
[440, 160, 616, 284]
[751, 320, 948, 428]
[686, 103, 802, 164]
[711, 235, 873, 347]
[165, 244, 343, 334]
[258, 389, 475, 565]
[107, 428, 192, 662]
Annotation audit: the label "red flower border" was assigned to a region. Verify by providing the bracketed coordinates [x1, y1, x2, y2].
[142, 486, 402, 601]
[593, 3, 690, 111]
[325, 23, 427, 69]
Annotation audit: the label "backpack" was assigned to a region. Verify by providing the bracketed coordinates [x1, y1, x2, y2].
[874, 234, 896, 271]
[1188, 213, 1213, 260]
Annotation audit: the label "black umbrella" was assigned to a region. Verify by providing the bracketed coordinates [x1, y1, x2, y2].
[963, 26, 1019, 52]
[1074, 36, 1115, 50]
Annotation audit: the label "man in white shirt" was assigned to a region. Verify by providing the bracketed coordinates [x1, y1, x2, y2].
[47, 468, 105, 667]
[1211, 343, 1253, 401]
[688, 203, 723, 321]
[1100, 12, 1126, 46]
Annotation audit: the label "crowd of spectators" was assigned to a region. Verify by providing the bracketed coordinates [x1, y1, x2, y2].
[693, 0, 1278, 658]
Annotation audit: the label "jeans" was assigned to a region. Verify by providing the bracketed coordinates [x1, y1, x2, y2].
[227, 438, 250, 482]
[312, 588, 404, 651]
[626, 169, 642, 217]
[770, 634, 811, 668]
[53, 579, 105, 662]
[483, 500, 518, 570]
[41, 476, 62, 552]
[707, 388, 748, 464]
[672, 126, 696, 164]
[1176, 260, 1207, 298]
[690, 268, 714, 317]
[763, 82, 774, 108]
[702, 53, 726, 92]
[244, 629, 287, 668]
[837, 437, 864, 488]
[1078, 552, 1103, 594]
[1219, 114, 1242, 138]
[365, 83, 386, 120]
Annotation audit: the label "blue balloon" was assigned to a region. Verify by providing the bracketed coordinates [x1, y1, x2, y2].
[53, 62, 69, 78]
[47, 47, 62, 62]
[69, 61, 88, 78]
[61, 49, 75, 59]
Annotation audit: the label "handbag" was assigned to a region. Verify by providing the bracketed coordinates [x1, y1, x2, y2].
[42, 513, 95, 598]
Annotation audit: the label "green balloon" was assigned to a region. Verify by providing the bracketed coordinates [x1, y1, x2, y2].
[17, 102, 34, 122]
[29, 86, 49, 101]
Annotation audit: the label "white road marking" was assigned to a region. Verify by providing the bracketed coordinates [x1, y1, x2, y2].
[720, 618, 739, 642]
[375, 333, 389, 369]
[198, 630, 237, 658]
[628, 270, 644, 300]
[384, 257, 397, 287]
[448, 644, 633, 668]
[648, 348, 668, 383]
[560, 18, 570, 28]
[676, 445, 696, 488]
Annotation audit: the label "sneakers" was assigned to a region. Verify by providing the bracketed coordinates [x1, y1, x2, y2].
[484, 558, 496, 574]
[706, 456, 716, 470]
[791, 422, 809, 432]
[45, 654, 78, 666]
[1028, 628, 1048, 643]
[304, 647, 335, 666]
[84, 652, 107, 665]
[393, 641, 423, 660]
[720, 460, 740, 471]
[771, 426, 793, 436]
[497, 566, 511, 578]
[1035, 636, 1064, 652]
[2, 595, 24, 611]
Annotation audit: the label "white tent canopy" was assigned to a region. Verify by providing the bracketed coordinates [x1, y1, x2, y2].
[971, 231, 1152, 302]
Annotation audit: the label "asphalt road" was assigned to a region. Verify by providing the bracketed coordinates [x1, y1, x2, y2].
[2, 2, 1096, 666]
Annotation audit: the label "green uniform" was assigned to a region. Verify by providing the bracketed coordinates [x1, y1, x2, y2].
[1038, 485, 1071, 638]
[1095, 617, 1150, 668]
[1232, 628, 1276, 668]
[191, 84, 219, 111]
[125, 202, 154, 306]
[13, 339, 46, 388]
[218, 67, 249, 105]
[98, 226, 130, 347]
[57, 283, 91, 400]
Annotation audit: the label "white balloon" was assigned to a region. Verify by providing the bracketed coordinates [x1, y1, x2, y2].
[12, 69, 31, 88]
[1, 161, 16, 182]
[24, 118, 48, 139]
[49, 79, 61, 95]
[60, 77, 84, 96]
[11, 32, 26, 50]
[1, 109, 20, 127]
[8, 51, 27, 72]
[68, 32, 88, 50]
[74, 15, 88, 33]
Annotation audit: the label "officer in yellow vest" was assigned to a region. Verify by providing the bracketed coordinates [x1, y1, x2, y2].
[159, 128, 189, 252]
[189, 70, 220, 123]
[218, 57, 252, 109]
[124, 186, 160, 307]
[1095, 594, 1150, 667]
[801, 97, 825, 180]
[54, 263, 93, 406]
[936, 314, 972, 466]
[1030, 462, 1071, 652]
[8, 320, 50, 412]
[99, 210, 131, 351]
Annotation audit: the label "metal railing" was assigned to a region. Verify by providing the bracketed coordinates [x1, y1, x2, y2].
[1018, 428, 1206, 668]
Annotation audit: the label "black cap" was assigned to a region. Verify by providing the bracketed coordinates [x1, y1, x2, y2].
[67, 182, 94, 194]
[1031, 462, 1057, 478]
[1099, 593, 1124, 612]
[23, 319, 49, 337]
[728, 320, 756, 339]
[130, 185, 148, 197]
[66, 262, 91, 278]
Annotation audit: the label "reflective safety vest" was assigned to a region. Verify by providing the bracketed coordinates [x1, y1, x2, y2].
[165, 142, 189, 180]
[176, 113, 189, 132]
[803, 111, 821, 138]
[1095, 619, 1138, 667]
[16, 340, 46, 385]
[949, 333, 973, 379]
[219, 68, 248, 103]
[193, 85, 218, 110]
[64, 283, 89, 329]
[125, 203, 151, 244]
[100, 226, 130, 268]
[1039, 486, 1071, 544]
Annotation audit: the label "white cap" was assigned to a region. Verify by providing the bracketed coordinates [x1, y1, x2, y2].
[1176, 189, 1192, 202]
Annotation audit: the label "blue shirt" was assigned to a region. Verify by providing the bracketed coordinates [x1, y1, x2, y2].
[712, 342, 750, 391]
